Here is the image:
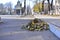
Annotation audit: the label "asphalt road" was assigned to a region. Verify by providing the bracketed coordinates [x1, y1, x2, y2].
[0, 19, 59, 40]
[41, 19, 60, 28]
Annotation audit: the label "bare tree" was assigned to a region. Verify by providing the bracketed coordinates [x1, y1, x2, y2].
[47, 0, 50, 11]
[51, 0, 53, 10]
[47, 0, 51, 15]
[0, 3, 4, 15]
[5, 2, 12, 15]
[42, 0, 45, 12]
[27, 5, 31, 15]
[24, 0, 26, 14]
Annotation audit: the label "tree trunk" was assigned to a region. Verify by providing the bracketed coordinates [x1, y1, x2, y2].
[42, 0, 44, 11]
[47, 0, 50, 11]
[51, 0, 53, 10]
[24, 0, 26, 15]
[39, 0, 41, 12]
[47, 0, 50, 15]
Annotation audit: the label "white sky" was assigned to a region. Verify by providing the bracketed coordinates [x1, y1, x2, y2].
[0, 0, 55, 8]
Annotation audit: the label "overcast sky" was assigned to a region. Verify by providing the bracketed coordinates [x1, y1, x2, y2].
[0, 0, 55, 8]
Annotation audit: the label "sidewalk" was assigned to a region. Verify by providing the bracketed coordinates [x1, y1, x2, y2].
[0, 15, 60, 19]
[34, 14, 60, 19]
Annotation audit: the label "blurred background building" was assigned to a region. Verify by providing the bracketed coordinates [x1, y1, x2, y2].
[15, 0, 22, 15]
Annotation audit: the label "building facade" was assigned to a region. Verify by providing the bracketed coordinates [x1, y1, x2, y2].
[15, 0, 22, 15]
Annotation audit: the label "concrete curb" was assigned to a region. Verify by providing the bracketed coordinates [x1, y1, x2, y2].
[0, 15, 60, 19]
[48, 23, 60, 39]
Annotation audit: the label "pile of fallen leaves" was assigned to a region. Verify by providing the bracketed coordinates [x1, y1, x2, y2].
[22, 18, 49, 31]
